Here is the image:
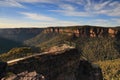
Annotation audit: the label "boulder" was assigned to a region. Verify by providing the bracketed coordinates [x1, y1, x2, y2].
[2, 71, 45, 80]
[75, 60, 103, 80]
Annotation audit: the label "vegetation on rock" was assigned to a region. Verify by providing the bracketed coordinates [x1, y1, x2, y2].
[96, 59, 120, 80]
[0, 47, 41, 61]
[76, 37, 120, 61]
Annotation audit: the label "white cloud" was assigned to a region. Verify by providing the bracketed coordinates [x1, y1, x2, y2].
[59, 4, 76, 11]
[111, 18, 120, 23]
[0, 0, 25, 8]
[52, 10, 90, 17]
[82, 0, 120, 16]
[17, 0, 54, 3]
[53, 20, 80, 26]
[0, 0, 57, 8]
[51, 3, 91, 17]
[65, 0, 85, 5]
[20, 12, 80, 25]
[85, 19, 112, 27]
[84, 18, 120, 27]
[0, 0, 120, 27]
[0, 17, 119, 28]
[1, 0, 120, 17]
[0, 17, 80, 28]
[50, 0, 120, 17]
[20, 12, 56, 21]
[93, 0, 112, 10]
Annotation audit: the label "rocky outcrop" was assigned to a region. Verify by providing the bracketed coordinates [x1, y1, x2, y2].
[2, 71, 45, 80]
[7, 48, 79, 80]
[4, 48, 103, 80]
[75, 60, 103, 80]
[43, 26, 120, 38]
[46, 44, 74, 53]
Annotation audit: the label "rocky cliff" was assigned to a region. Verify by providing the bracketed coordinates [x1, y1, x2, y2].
[43, 26, 120, 38]
[1, 48, 103, 80]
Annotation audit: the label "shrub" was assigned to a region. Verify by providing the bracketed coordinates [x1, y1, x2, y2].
[76, 37, 120, 61]
[0, 47, 41, 61]
[96, 59, 120, 80]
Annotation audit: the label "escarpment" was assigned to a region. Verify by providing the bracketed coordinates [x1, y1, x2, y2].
[43, 26, 120, 38]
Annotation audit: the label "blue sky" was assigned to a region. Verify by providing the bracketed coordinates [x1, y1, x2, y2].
[0, 0, 120, 28]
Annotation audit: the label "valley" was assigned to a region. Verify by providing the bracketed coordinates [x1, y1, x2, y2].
[0, 25, 120, 80]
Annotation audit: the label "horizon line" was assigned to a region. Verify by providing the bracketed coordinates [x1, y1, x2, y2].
[0, 25, 120, 29]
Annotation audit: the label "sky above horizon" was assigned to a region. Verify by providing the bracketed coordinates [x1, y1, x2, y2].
[0, 0, 120, 28]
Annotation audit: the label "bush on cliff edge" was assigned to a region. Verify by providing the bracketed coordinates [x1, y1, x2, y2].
[76, 37, 120, 62]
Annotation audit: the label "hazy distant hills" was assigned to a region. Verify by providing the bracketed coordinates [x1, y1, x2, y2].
[0, 28, 43, 42]
[0, 37, 23, 53]
[0, 28, 43, 53]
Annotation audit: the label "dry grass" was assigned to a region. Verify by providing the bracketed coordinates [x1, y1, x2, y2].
[95, 59, 120, 80]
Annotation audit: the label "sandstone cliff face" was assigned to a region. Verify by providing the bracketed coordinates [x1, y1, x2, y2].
[43, 26, 119, 38]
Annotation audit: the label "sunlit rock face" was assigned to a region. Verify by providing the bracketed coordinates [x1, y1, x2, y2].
[108, 28, 118, 37]
[43, 26, 119, 38]
[75, 60, 103, 80]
